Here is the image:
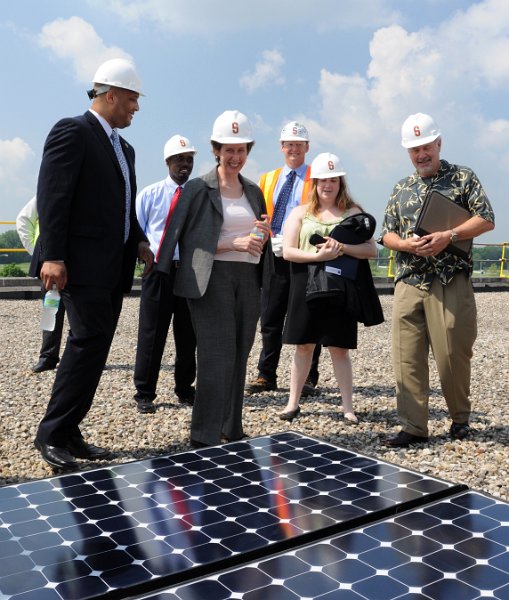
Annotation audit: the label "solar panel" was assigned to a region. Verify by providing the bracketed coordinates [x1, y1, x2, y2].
[144, 490, 509, 600]
[0, 432, 467, 599]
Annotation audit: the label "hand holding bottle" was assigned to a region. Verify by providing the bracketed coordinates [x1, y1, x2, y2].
[41, 286, 61, 331]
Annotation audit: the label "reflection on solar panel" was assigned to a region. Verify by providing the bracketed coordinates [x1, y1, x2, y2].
[0, 432, 504, 600]
[142, 490, 509, 600]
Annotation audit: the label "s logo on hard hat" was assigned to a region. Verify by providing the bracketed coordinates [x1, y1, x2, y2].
[210, 110, 254, 143]
[310, 152, 346, 179]
[401, 113, 441, 148]
[179, 139, 186, 147]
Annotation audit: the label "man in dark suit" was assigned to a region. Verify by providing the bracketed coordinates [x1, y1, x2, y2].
[31, 58, 152, 470]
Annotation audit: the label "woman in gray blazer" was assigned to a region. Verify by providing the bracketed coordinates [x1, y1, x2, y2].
[157, 110, 273, 447]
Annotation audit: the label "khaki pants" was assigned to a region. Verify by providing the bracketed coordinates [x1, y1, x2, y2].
[392, 273, 477, 437]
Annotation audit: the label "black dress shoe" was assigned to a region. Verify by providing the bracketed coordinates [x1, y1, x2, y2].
[34, 439, 77, 470]
[301, 378, 318, 397]
[136, 398, 156, 414]
[177, 390, 195, 406]
[450, 422, 470, 440]
[384, 430, 428, 448]
[190, 438, 210, 449]
[32, 359, 58, 373]
[279, 406, 301, 421]
[66, 436, 111, 460]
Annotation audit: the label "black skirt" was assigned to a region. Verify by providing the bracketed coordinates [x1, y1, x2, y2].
[283, 262, 357, 348]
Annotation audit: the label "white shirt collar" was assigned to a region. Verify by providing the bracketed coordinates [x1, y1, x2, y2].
[88, 108, 114, 139]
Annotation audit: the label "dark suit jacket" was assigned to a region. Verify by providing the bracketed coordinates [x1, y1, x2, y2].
[157, 168, 273, 298]
[30, 111, 145, 292]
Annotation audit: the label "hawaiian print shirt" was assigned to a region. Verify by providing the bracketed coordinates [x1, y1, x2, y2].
[379, 160, 495, 290]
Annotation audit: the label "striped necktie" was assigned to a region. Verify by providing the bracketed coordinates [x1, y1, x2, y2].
[271, 170, 296, 235]
[111, 129, 131, 243]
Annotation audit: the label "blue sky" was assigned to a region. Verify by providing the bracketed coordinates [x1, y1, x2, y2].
[1, 0, 507, 244]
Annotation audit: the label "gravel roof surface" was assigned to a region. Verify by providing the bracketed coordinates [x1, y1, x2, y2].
[1, 292, 508, 500]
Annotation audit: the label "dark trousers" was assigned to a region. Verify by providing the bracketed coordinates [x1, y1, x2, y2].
[189, 262, 260, 445]
[36, 283, 124, 447]
[258, 255, 320, 384]
[134, 267, 196, 401]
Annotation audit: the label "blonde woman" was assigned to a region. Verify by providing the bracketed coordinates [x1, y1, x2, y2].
[280, 153, 377, 423]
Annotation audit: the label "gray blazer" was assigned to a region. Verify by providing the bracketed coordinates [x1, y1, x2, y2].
[156, 168, 273, 298]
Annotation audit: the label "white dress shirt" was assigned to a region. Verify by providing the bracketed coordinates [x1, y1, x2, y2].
[136, 176, 184, 260]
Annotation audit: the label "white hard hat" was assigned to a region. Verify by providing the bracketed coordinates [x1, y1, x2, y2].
[210, 110, 254, 143]
[163, 135, 196, 160]
[280, 121, 310, 142]
[310, 153, 346, 179]
[91, 58, 144, 96]
[401, 113, 441, 148]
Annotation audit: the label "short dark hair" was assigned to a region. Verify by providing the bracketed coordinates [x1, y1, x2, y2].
[211, 141, 255, 164]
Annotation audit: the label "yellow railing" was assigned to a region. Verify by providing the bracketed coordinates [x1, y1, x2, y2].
[500, 242, 509, 278]
[2, 218, 509, 277]
[385, 242, 509, 278]
[0, 220, 28, 254]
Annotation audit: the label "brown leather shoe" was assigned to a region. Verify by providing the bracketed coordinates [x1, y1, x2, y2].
[245, 376, 277, 394]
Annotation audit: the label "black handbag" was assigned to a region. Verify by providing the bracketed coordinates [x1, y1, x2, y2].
[305, 212, 383, 326]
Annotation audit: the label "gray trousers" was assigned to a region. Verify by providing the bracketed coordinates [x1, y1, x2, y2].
[188, 261, 260, 445]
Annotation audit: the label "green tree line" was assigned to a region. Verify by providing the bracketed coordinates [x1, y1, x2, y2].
[0, 229, 507, 276]
[0, 230, 28, 265]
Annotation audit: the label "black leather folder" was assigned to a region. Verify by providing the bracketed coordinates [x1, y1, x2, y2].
[414, 190, 472, 258]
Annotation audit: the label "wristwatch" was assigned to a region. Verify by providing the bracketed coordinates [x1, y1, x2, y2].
[450, 229, 458, 243]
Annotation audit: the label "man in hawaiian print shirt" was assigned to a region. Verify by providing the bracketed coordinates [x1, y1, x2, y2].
[379, 113, 495, 448]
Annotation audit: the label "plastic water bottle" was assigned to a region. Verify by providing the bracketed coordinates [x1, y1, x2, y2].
[41, 286, 61, 331]
[250, 225, 264, 240]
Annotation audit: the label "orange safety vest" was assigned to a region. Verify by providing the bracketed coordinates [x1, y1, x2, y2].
[259, 166, 312, 218]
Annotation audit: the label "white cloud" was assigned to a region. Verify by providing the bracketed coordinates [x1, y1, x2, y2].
[478, 118, 509, 148]
[438, 0, 509, 88]
[302, 68, 401, 179]
[304, 0, 509, 183]
[0, 138, 34, 185]
[476, 117, 509, 171]
[240, 50, 285, 94]
[38, 16, 131, 83]
[0, 138, 36, 217]
[250, 113, 272, 135]
[93, 0, 401, 33]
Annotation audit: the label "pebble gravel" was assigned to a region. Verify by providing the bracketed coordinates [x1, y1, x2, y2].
[0, 292, 508, 501]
